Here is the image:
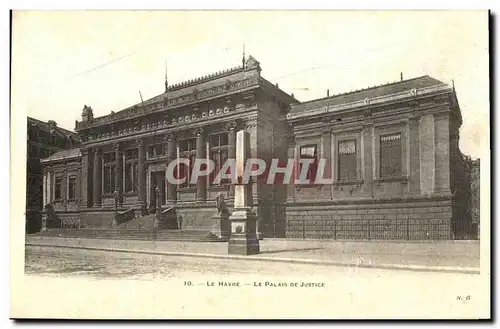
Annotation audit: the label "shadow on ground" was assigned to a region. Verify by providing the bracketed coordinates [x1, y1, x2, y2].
[258, 247, 324, 255]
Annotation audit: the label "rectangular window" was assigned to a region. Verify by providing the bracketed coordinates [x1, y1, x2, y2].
[338, 140, 357, 181]
[178, 138, 197, 188]
[148, 144, 165, 158]
[103, 152, 116, 194]
[380, 133, 402, 178]
[125, 148, 139, 193]
[68, 175, 77, 201]
[179, 138, 196, 152]
[209, 133, 229, 185]
[54, 176, 62, 200]
[299, 145, 318, 183]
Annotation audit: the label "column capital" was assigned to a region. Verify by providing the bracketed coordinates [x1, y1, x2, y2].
[92, 147, 100, 155]
[135, 139, 144, 148]
[225, 120, 239, 131]
[112, 142, 121, 151]
[193, 127, 204, 137]
[164, 133, 176, 142]
[80, 148, 90, 156]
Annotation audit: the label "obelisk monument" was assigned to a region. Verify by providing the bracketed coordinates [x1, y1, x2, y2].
[228, 130, 260, 255]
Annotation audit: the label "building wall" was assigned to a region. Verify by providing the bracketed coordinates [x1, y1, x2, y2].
[43, 158, 82, 228]
[26, 119, 80, 233]
[284, 93, 456, 239]
[255, 95, 291, 237]
[38, 73, 470, 240]
[285, 199, 452, 240]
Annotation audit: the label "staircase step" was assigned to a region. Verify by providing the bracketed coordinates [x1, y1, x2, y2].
[36, 228, 224, 242]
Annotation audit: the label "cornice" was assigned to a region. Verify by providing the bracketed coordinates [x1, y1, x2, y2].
[76, 76, 260, 131]
[287, 84, 453, 121]
[81, 108, 258, 149]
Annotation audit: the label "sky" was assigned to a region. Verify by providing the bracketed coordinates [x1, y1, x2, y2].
[11, 10, 488, 158]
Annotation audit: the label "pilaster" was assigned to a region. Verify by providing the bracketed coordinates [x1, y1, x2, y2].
[195, 127, 207, 201]
[92, 147, 102, 207]
[137, 139, 146, 208]
[165, 134, 177, 204]
[113, 143, 123, 204]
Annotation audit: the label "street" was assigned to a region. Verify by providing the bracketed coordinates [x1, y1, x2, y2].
[26, 245, 480, 280]
[21, 245, 486, 319]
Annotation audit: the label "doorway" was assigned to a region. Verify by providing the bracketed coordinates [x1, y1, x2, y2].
[150, 170, 166, 211]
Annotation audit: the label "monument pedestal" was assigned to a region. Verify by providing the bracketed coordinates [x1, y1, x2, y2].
[227, 129, 260, 255]
[228, 208, 260, 255]
[209, 211, 231, 241]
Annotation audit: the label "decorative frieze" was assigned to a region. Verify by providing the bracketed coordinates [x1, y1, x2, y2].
[76, 75, 260, 130]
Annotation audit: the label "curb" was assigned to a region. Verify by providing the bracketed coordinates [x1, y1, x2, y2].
[25, 243, 480, 275]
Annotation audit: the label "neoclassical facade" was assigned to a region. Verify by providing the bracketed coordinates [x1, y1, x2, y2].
[40, 56, 472, 239]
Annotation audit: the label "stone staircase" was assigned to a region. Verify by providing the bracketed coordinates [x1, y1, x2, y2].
[36, 227, 223, 242]
[35, 208, 225, 242]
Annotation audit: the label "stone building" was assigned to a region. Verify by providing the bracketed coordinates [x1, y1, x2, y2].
[41, 56, 294, 235]
[26, 117, 79, 232]
[286, 76, 466, 239]
[39, 56, 471, 239]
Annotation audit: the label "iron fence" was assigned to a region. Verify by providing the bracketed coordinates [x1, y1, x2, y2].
[60, 217, 81, 230]
[285, 219, 451, 240]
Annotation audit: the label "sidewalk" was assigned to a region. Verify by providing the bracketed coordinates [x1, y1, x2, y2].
[25, 236, 480, 274]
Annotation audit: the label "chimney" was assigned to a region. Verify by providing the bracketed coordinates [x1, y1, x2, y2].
[327, 89, 330, 97]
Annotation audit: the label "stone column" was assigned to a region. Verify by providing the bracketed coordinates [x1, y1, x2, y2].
[165, 135, 177, 204]
[113, 143, 123, 204]
[92, 148, 102, 207]
[80, 148, 90, 208]
[47, 171, 51, 204]
[137, 139, 146, 209]
[228, 130, 260, 255]
[195, 127, 206, 201]
[226, 121, 238, 198]
[42, 173, 47, 206]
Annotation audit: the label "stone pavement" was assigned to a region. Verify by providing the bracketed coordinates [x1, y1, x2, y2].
[25, 236, 480, 274]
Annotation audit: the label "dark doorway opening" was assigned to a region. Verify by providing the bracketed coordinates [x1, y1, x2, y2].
[150, 171, 166, 212]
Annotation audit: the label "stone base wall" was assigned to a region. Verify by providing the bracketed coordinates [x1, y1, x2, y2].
[285, 198, 453, 240]
[176, 204, 219, 230]
[80, 210, 116, 228]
